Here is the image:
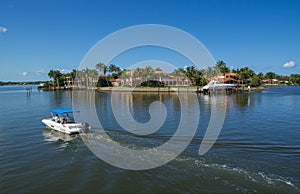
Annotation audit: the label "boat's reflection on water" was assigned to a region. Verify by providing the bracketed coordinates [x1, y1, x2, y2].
[43, 128, 78, 142]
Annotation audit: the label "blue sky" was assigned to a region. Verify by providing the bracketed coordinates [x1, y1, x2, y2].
[0, 0, 299, 81]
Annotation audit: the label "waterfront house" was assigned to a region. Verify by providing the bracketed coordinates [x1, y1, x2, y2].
[208, 73, 238, 84]
[262, 79, 279, 85]
[115, 69, 191, 87]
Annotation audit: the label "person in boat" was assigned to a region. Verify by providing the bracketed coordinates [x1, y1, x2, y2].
[53, 114, 60, 122]
[62, 117, 67, 124]
[65, 114, 71, 123]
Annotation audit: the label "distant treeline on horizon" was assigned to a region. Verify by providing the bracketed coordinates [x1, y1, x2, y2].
[43, 60, 300, 87]
[0, 81, 46, 86]
[2, 60, 300, 87]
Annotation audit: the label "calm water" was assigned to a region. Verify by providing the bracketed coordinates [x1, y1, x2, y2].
[1, 85, 300, 193]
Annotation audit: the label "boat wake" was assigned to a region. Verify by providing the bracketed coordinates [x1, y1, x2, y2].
[192, 159, 298, 189]
[43, 128, 78, 142]
[79, 130, 300, 192]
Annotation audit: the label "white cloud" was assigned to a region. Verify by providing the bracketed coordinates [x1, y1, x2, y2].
[20, 72, 28, 77]
[0, 26, 7, 33]
[57, 69, 71, 74]
[283, 61, 296, 68]
[36, 69, 46, 75]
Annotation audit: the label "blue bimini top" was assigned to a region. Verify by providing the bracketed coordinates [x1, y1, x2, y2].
[51, 109, 79, 114]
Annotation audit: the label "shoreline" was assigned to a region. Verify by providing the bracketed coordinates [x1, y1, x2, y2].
[96, 86, 197, 93]
[41, 85, 268, 93]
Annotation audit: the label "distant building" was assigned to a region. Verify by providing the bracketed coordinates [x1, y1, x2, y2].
[64, 76, 73, 88]
[209, 73, 238, 84]
[219, 72, 238, 83]
[262, 79, 278, 85]
[114, 69, 191, 87]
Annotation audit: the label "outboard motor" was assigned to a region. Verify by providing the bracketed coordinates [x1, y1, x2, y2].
[81, 122, 90, 133]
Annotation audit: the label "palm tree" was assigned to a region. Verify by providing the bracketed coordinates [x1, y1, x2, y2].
[133, 68, 144, 86]
[171, 69, 185, 85]
[265, 72, 276, 80]
[83, 68, 98, 89]
[232, 68, 241, 87]
[74, 70, 86, 88]
[186, 66, 196, 84]
[48, 70, 61, 87]
[153, 69, 164, 83]
[96, 62, 114, 87]
[179, 66, 200, 85]
[108, 64, 121, 78]
[70, 69, 77, 80]
[238, 67, 255, 88]
[70, 69, 77, 88]
[215, 60, 229, 72]
[178, 67, 189, 84]
[96, 62, 107, 76]
[143, 66, 155, 86]
[48, 70, 56, 87]
[143, 66, 154, 81]
[215, 60, 230, 82]
[119, 70, 130, 86]
[257, 72, 264, 80]
[203, 66, 219, 81]
[133, 68, 143, 79]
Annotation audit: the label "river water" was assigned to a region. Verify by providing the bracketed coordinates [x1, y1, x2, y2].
[1, 85, 299, 193]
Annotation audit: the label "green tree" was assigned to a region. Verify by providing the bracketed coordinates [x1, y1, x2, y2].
[142, 66, 155, 86]
[48, 70, 56, 87]
[199, 77, 207, 86]
[179, 66, 203, 85]
[133, 68, 144, 80]
[83, 68, 98, 89]
[257, 72, 264, 80]
[265, 72, 276, 79]
[240, 67, 255, 85]
[290, 74, 300, 85]
[119, 70, 130, 86]
[233, 67, 255, 87]
[203, 66, 220, 82]
[48, 70, 62, 87]
[74, 70, 86, 88]
[108, 64, 122, 78]
[153, 70, 164, 83]
[70, 69, 77, 80]
[97, 77, 112, 87]
[250, 76, 262, 87]
[96, 62, 108, 75]
[171, 69, 185, 85]
[215, 60, 230, 76]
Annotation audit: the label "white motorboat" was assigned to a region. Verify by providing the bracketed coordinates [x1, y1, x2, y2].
[42, 109, 90, 134]
[203, 80, 237, 91]
[37, 83, 44, 90]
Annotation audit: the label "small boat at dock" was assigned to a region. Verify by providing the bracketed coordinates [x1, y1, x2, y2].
[37, 83, 44, 90]
[202, 80, 237, 91]
[42, 109, 90, 134]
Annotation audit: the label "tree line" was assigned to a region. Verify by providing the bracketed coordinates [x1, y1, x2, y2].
[45, 60, 300, 88]
[45, 63, 123, 88]
[175, 60, 300, 87]
[0, 81, 46, 86]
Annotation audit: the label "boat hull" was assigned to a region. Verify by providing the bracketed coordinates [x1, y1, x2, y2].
[42, 119, 89, 134]
[203, 81, 237, 91]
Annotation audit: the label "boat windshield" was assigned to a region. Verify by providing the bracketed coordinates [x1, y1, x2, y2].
[50, 109, 78, 123]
